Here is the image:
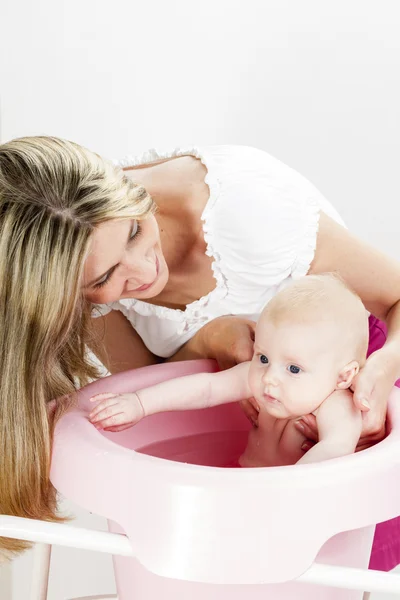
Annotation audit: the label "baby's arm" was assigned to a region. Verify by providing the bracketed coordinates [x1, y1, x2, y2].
[296, 390, 362, 465]
[89, 362, 251, 431]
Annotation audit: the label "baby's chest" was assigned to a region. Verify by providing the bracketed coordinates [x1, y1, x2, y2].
[250, 416, 306, 466]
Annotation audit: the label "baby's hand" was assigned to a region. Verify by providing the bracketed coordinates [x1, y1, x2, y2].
[89, 392, 145, 432]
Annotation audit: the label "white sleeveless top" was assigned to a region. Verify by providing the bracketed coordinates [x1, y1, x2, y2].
[93, 145, 344, 357]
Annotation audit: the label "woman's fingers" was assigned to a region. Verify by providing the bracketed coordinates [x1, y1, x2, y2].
[239, 397, 260, 426]
[352, 347, 398, 436]
[293, 414, 318, 442]
[301, 440, 316, 453]
[356, 422, 386, 450]
[359, 404, 387, 439]
[351, 370, 373, 412]
[355, 381, 388, 442]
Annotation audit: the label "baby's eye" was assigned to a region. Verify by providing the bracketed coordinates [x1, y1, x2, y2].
[288, 365, 301, 374]
[259, 355, 269, 365]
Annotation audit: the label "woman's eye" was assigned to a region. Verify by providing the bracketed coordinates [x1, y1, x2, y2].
[94, 271, 113, 289]
[129, 220, 141, 241]
[259, 355, 268, 365]
[288, 365, 301, 374]
[93, 221, 141, 291]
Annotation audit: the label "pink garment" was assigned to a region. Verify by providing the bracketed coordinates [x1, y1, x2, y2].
[367, 315, 400, 571]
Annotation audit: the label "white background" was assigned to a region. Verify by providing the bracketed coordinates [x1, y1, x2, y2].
[1, 0, 400, 598]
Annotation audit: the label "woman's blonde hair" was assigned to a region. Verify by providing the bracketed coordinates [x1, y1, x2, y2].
[0, 136, 154, 557]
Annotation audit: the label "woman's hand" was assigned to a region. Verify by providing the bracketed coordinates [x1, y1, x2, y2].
[198, 315, 260, 425]
[171, 315, 256, 367]
[350, 344, 400, 448]
[201, 315, 256, 368]
[295, 345, 400, 451]
[170, 315, 259, 425]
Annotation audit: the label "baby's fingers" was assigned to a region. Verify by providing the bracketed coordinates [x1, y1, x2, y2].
[89, 398, 120, 420]
[91, 411, 127, 430]
[90, 392, 119, 403]
[89, 403, 123, 424]
[103, 424, 133, 433]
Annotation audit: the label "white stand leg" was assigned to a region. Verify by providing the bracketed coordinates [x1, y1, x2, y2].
[70, 596, 118, 599]
[29, 543, 51, 600]
[0, 561, 12, 600]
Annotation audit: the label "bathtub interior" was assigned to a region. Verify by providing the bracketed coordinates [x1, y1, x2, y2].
[75, 360, 399, 472]
[93, 390, 398, 471]
[99, 401, 252, 467]
[93, 386, 398, 470]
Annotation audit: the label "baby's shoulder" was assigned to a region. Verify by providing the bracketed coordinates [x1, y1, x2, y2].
[318, 387, 352, 406]
[330, 388, 353, 404]
[316, 388, 356, 421]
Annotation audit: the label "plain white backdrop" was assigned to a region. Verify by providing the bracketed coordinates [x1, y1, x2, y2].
[1, 1, 400, 598]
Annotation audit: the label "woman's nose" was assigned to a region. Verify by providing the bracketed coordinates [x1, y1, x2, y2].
[123, 253, 156, 289]
[119, 261, 142, 287]
[123, 249, 154, 272]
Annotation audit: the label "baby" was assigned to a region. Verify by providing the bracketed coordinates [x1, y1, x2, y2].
[89, 274, 369, 466]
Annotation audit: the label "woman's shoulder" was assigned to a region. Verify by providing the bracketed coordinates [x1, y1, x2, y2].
[117, 148, 208, 213]
[200, 146, 344, 286]
[149, 154, 206, 191]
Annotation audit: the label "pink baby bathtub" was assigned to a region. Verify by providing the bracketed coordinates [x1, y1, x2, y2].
[49, 359, 400, 600]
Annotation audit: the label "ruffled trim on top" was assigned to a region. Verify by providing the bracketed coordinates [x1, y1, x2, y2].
[111, 147, 228, 334]
[291, 193, 321, 279]
[91, 303, 112, 318]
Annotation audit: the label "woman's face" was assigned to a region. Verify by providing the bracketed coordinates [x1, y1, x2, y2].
[83, 216, 169, 304]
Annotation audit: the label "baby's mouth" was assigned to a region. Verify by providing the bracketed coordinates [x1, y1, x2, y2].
[264, 394, 281, 404]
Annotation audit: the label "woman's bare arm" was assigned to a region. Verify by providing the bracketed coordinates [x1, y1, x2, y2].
[306, 211, 400, 441]
[166, 316, 256, 369]
[88, 310, 159, 374]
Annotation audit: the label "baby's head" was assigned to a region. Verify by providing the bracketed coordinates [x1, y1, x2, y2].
[248, 274, 369, 418]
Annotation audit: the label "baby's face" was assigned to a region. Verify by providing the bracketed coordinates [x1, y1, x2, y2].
[248, 317, 343, 418]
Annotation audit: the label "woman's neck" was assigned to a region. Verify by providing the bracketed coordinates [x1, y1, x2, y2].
[125, 156, 216, 309]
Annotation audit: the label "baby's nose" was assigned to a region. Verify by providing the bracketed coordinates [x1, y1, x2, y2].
[262, 370, 279, 387]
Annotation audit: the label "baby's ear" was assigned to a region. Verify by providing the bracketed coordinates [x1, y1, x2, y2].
[336, 360, 360, 390]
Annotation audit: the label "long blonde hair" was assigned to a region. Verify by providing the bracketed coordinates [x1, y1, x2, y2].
[0, 136, 154, 557]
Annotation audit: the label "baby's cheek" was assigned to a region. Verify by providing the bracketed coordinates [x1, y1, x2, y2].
[285, 385, 314, 415]
[247, 372, 260, 398]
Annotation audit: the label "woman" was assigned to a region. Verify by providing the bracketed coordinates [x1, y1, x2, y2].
[0, 138, 399, 567]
